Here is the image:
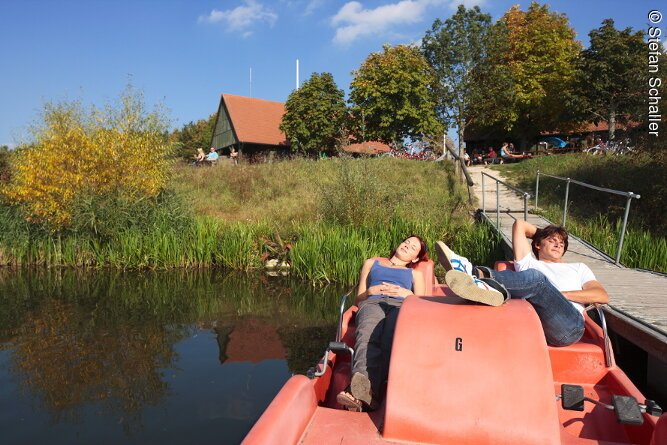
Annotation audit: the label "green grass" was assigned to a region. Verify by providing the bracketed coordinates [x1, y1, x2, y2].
[171, 157, 470, 227]
[0, 158, 507, 281]
[496, 152, 667, 272]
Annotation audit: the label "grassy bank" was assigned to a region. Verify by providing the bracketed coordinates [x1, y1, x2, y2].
[0, 158, 504, 283]
[497, 153, 667, 272]
[171, 158, 470, 227]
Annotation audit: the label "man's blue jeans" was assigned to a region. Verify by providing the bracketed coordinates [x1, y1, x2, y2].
[488, 269, 585, 346]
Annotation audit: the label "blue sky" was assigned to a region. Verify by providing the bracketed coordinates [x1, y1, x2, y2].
[0, 0, 660, 146]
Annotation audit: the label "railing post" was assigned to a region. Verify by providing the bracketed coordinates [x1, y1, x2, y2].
[615, 194, 634, 265]
[496, 180, 500, 229]
[562, 178, 570, 227]
[482, 173, 486, 215]
[535, 170, 540, 210]
[523, 193, 528, 221]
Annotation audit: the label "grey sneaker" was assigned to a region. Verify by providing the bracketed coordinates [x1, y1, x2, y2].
[445, 270, 506, 307]
[350, 372, 373, 406]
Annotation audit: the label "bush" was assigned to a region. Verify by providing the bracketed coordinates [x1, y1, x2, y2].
[1, 86, 173, 231]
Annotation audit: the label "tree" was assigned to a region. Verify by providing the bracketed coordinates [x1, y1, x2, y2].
[496, 3, 581, 147]
[170, 113, 216, 159]
[422, 5, 495, 172]
[280, 72, 347, 155]
[349, 44, 442, 146]
[579, 19, 645, 141]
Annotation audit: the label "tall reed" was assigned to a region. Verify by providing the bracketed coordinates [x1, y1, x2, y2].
[0, 212, 505, 283]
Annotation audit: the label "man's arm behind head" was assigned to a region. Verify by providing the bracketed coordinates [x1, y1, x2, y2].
[512, 219, 537, 261]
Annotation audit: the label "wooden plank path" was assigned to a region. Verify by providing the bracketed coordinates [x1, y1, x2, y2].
[466, 165, 667, 337]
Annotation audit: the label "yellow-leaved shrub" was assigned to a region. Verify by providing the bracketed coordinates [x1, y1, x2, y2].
[2, 90, 172, 231]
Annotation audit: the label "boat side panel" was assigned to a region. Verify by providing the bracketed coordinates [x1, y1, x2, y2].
[241, 375, 318, 445]
[651, 413, 667, 445]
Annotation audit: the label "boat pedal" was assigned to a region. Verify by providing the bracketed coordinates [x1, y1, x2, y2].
[612, 395, 644, 425]
[561, 384, 584, 411]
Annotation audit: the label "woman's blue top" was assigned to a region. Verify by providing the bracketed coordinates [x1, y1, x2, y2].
[367, 260, 413, 300]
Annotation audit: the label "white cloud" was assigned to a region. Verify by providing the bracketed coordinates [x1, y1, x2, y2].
[331, 0, 485, 45]
[199, 0, 278, 33]
[304, 0, 325, 16]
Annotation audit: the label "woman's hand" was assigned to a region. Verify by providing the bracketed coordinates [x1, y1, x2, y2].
[368, 282, 413, 298]
[367, 284, 384, 296]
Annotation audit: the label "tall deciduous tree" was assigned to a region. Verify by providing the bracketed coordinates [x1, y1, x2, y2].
[280, 72, 347, 156]
[349, 44, 441, 146]
[498, 2, 581, 147]
[422, 5, 496, 170]
[579, 19, 645, 141]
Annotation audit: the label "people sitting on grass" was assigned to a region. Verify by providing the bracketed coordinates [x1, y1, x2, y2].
[336, 236, 428, 412]
[499, 142, 530, 162]
[484, 147, 501, 164]
[194, 148, 206, 165]
[437, 219, 609, 346]
[472, 149, 484, 165]
[205, 147, 219, 165]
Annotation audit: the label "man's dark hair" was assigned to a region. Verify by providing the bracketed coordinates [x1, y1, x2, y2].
[532, 225, 569, 259]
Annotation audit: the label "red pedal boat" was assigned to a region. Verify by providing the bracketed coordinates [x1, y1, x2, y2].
[244, 261, 667, 444]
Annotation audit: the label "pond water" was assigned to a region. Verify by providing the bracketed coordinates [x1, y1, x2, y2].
[0, 268, 346, 444]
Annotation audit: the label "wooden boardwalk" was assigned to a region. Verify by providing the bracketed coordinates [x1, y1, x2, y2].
[467, 166, 667, 339]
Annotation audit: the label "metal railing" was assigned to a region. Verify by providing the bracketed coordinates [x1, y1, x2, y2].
[535, 170, 641, 265]
[480, 172, 532, 229]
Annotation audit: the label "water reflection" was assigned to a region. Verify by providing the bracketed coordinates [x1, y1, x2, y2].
[0, 268, 346, 444]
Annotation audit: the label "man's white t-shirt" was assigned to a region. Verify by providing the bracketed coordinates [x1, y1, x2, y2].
[515, 254, 596, 315]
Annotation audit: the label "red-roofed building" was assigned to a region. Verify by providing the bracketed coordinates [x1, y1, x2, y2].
[211, 94, 290, 158]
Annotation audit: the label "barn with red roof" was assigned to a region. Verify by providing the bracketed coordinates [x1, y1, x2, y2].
[211, 94, 290, 158]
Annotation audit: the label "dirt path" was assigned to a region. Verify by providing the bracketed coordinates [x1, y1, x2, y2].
[466, 165, 531, 212]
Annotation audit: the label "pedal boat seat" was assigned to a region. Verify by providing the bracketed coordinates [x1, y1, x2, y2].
[383, 295, 561, 444]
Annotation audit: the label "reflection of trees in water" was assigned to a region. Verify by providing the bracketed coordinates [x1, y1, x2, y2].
[278, 325, 337, 374]
[11, 299, 184, 432]
[0, 268, 346, 331]
[0, 267, 348, 430]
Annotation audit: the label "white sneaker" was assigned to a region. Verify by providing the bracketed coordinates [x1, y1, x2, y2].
[435, 241, 473, 276]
